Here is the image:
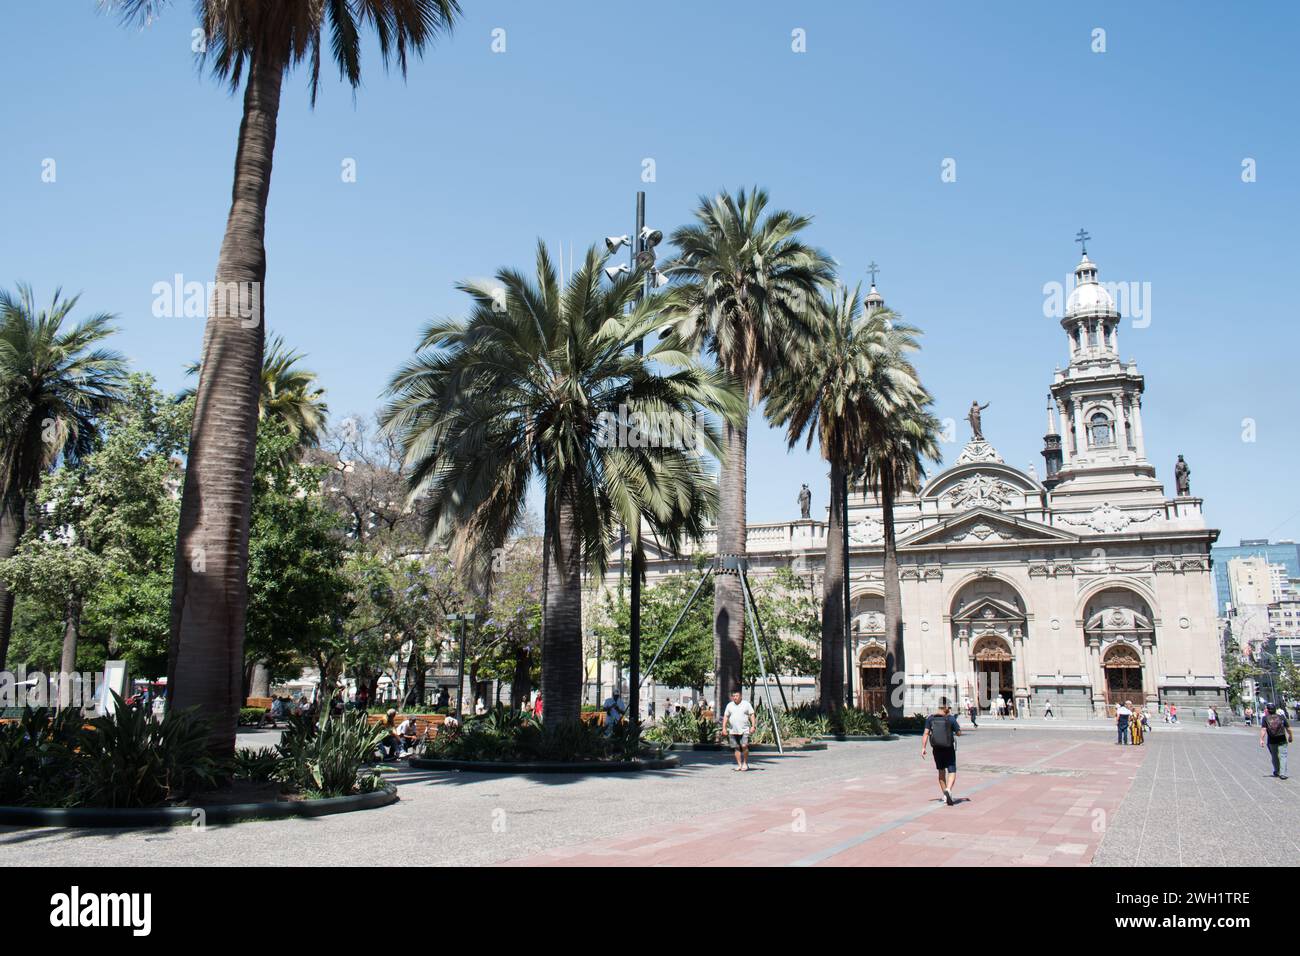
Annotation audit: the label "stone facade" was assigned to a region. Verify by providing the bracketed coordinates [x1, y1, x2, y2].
[598, 251, 1228, 718]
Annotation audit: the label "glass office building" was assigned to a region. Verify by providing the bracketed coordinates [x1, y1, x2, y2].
[1212, 539, 1300, 614]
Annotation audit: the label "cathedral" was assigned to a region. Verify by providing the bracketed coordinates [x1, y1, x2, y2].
[606, 246, 1227, 719]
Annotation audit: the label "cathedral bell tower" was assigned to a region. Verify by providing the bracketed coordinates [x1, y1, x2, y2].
[1046, 237, 1156, 490]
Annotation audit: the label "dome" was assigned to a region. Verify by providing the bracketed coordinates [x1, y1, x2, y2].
[1066, 253, 1116, 315]
[864, 284, 884, 307]
[1066, 280, 1115, 315]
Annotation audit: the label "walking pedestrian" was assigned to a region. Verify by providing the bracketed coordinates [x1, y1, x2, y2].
[1260, 704, 1291, 780]
[1207, 705, 1218, 728]
[1116, 700, 1132, 745]
[921, 697, 963, 806]
[721, 689, 756, 772]
[1043, 698, 1055, 719]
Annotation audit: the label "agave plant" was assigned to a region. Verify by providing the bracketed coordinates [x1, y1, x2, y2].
[277, 711, 388, 797]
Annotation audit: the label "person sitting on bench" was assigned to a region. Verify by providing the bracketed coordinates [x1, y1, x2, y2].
[395, 714, 422, 757]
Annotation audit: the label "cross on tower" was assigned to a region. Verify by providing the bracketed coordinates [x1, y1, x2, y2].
[1074, 228, 1090, 255]
[866, 261, 880, 284]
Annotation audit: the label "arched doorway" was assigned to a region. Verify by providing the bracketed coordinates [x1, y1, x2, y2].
[951, 577, 1028, 711]
[858, 643, 887, 712]
[1083, 587, 1156, 711]
[972, 636, 1014, 711]
[1101, 644, 1143, 708]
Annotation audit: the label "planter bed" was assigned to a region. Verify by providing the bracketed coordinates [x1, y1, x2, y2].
[0, 784, 398, 828]
[409, 755, 679, 774]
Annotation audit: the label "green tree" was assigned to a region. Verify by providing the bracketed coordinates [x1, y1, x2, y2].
[597, 562, 715, 697]
[243, 424, 350, 696]
[106, 0, 463, 755]
[663, 188, 833, 707]
[767, 285, 927, 709]
[0, 539, 107, 705]
[0, 284, 126, 671]
[383, 242, 743, 725]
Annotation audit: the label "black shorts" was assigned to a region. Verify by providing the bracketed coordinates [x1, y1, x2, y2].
[931, 745, 956, 772]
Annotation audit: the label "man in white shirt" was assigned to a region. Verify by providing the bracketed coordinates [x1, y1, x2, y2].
[602, 691, 627, 737]
[1115, 701, 1132, 745]
[721, 690, 757, 772]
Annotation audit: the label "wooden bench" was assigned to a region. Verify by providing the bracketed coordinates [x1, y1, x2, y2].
[367, 713, 446, 756]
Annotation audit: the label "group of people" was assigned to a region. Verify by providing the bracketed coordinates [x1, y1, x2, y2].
[1113, 701, 1152, 744]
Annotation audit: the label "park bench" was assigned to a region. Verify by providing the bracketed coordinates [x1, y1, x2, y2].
[367, 713, 445, 757]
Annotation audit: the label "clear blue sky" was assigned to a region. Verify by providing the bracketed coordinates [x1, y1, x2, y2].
[2, 1, 1297, 545]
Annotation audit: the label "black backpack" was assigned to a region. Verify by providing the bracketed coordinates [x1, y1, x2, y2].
[1264, 713, 1287, 741]
[929, 714, 954, 748]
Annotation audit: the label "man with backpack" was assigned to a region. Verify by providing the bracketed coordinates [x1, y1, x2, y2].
[1260, 703, 1292, 780]
[921, 697, 963, 806]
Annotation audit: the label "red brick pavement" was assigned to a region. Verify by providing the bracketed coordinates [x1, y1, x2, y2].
[502, 736, 1147, 867]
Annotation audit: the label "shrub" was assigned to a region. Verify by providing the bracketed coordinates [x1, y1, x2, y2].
[424, 703, 655, 762]
[277, 712, 387, 797]
[231, 746, 282, 783]
[644, 710, 717, 745]
[75, 698, 222, 808]
[238, 707, 267, 726]
[0, 707, 83, 807]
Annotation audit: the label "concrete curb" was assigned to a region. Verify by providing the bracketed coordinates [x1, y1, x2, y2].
[0, 784, 399, 828]
[666, 742, 828, 753]
[409, 756, 680, 774]
[819, 734, 901, 742]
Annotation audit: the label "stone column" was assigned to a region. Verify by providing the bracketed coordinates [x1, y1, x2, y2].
[957, 627, 971, 701]
[1139, 636, 1159, 706]
[1131, 396, 1147, 459]
[1012, 627, 1030, 708]
[1057, 400, 1073, 465]
[1113, 392, 1128, 450]
[1072, 399, 1087, 461]
[1087, 636, 1105, 715]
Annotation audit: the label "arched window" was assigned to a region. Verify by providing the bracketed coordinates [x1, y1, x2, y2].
[1089, 411, 1114, 447]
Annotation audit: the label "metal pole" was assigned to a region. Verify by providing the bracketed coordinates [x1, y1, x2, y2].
[455, 616, 467, 721]
[742, 568, 783, 754]
[640, 564, 713, 688]
[628, 190, 647, 730]
[843, 469, 853, 709]
[739, 569, 789, 710]
[595, 631, 603, 707]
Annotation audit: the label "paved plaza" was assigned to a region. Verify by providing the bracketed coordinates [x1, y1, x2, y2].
[1, 724, 1293, 867]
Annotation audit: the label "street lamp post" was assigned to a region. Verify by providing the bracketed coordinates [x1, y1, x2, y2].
[843, 469, 853, 709]
[604, 191, 666, 728]
[445, 610, 476, 721]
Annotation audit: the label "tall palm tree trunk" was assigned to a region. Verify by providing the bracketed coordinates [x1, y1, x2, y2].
[713, 416, 747, 709]
[541, 491, 583, 724]
[881, 470, 905, 719]
[0, 495, 25, 672]
[167, 54, 283, 755]
[819, 459, 846, 710]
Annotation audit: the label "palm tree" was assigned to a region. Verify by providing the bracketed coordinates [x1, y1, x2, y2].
[106, 0, 461, 753]
[767, 286, 927, 711]
[863, 390, 942, 720]
[0, 284, 127, 671]
[382, 241, 744, 725]
[182, 333, 329, 451]
[662, 188, 833, 708]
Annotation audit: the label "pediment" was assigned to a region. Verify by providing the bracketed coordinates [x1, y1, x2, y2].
[953, 595, 1026, 625]
[899, 508, 1080, 548]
